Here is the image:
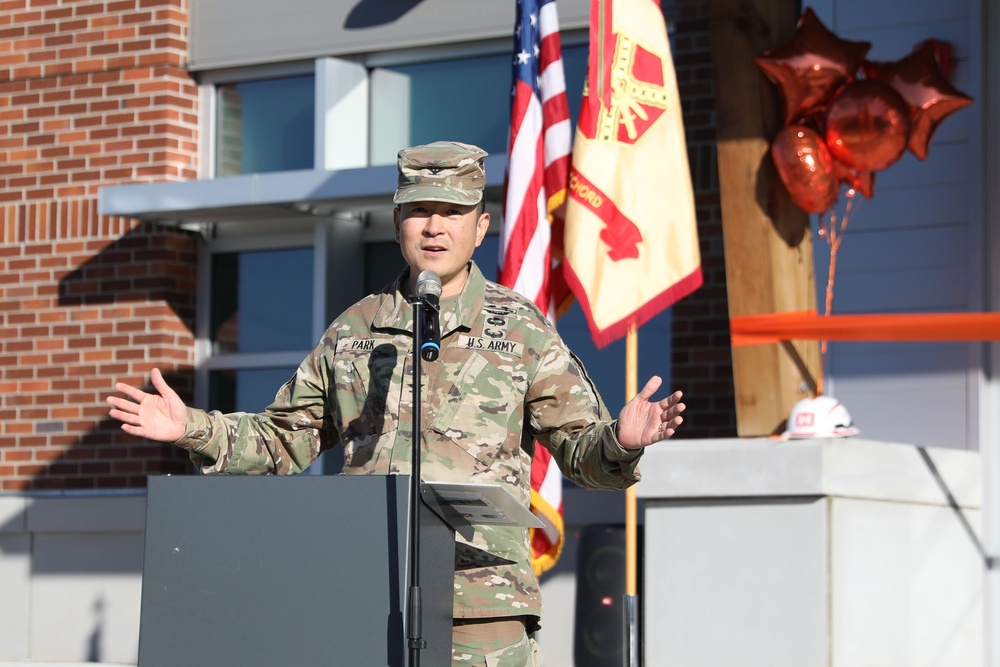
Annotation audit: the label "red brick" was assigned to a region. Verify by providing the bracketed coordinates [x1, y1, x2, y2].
[43, 7, 74, 20]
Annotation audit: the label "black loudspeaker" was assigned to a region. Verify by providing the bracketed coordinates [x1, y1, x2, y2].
[573, 524, 641, 666]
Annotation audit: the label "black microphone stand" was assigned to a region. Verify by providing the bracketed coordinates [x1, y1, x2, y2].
[406, 295, 429, 667]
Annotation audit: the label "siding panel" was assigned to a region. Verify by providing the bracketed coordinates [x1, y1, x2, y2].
[189, 0, 591, 71]
[827, 343, 970, 448]
[832, 0, 968, 30]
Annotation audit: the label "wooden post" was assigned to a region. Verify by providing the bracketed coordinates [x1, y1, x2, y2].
[708, 0, 821, 436]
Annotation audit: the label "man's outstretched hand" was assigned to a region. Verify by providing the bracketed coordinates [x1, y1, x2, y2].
[616, 376, 685, 450]
[106, 368, 188, 443]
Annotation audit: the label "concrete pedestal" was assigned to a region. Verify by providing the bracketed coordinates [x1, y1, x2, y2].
[636, 438, 983, 667]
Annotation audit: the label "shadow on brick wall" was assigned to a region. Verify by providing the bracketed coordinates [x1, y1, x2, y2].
[15, 223, 202, 492]
[22, 368, 196, 492]
[57, 223, 198, 333]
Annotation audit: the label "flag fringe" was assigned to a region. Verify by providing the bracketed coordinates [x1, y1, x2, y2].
[529, 488, 565, 577]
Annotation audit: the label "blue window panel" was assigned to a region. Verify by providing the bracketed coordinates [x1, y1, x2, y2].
[216, 75, 315, 175]
[211, 247, 314, 354]
[371, 44, 588, 164]
[209, 367, 299, 414]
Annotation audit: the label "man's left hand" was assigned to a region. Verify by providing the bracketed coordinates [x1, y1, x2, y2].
[616, 376, 685, 449]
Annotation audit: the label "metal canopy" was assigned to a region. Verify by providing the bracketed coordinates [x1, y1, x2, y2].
[97, 155, 507, 226]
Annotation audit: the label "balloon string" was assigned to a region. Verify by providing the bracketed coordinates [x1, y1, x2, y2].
[817, 192, 858, 398]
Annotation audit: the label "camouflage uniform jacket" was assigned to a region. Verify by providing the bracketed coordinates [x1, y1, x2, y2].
[176, 261, 643, 624]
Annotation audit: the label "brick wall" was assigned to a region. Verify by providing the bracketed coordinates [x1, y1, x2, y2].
[0, 0, 199, 490]
[669, 0, 738, 439]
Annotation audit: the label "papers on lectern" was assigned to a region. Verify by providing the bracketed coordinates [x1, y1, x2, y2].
[423, 481, 544, 529]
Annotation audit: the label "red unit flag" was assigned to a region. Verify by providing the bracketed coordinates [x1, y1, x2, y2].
[564, 0, 702, 348]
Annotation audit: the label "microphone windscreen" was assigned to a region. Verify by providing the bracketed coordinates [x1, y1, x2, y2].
[415, 270, 442, 298]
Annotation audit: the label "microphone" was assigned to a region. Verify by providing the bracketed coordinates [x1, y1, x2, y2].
[415, 270, 441, 361]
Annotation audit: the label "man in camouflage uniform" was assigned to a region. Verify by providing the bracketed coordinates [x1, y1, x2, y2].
[107, 141, 686, 666]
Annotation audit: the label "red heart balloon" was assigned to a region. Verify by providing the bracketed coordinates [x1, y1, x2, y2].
[772, 124, 839, 214]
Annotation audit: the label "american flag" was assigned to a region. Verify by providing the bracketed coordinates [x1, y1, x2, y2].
[500, 0, 571, 576]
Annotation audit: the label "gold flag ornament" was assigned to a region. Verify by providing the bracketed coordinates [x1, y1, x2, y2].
[564, 0, 702, 347]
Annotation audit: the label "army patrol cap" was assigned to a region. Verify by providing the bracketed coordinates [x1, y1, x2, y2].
[393, 141, 488, 206]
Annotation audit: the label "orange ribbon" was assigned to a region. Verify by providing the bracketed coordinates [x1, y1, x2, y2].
[730, 311, 1000, 347]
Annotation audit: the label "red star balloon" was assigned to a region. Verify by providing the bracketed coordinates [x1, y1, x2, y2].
[862, 41, 973, 159]
[755, 7, 871, 125]
[833, 163, 875, 199]
[916, 39, 957, 80]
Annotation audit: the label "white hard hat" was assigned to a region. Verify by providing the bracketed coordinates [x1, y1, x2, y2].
[783, 396, 859, 439]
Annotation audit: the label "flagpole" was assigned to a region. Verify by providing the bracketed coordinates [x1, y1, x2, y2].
[624, 323, 639, 667]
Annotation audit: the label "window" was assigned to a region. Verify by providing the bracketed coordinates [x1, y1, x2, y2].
[215, 75, 315, 176]
[209, 247, 315, 355]
[199, 238, 316, 415]
[195, 220, 363, 474]
[368, 43, 589, 165]
[206, 39, 589, 173]
[208, 367, 305, 416]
